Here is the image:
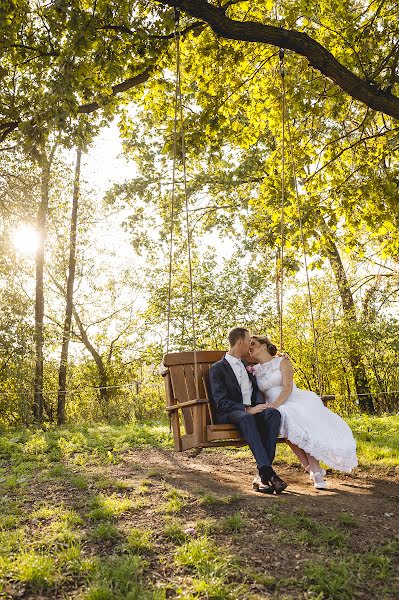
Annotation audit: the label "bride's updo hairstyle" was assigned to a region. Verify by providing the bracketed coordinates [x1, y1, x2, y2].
[251, 335, 278, 356]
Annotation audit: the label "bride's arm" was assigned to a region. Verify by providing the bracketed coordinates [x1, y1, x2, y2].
[268, 359, 294, 408]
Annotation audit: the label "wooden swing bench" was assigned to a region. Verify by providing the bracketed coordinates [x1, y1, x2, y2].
[163, 350, 334, 452]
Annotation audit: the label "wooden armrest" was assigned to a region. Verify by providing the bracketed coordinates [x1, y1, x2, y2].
[166, 398, 209, 411]
[321, 394, 335, 403]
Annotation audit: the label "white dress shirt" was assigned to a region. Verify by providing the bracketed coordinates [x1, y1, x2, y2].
[224, 353, 253, 406]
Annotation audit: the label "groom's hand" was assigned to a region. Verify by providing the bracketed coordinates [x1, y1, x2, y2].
[246, 404, 271, 414]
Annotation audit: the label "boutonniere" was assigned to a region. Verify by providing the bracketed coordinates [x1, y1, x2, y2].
[246, 365, 255, 374]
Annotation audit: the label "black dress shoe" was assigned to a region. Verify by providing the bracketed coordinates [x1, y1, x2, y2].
[270, 474, 288, 495]
[253, 481, 275, 494]
[258, 466, 273, 486]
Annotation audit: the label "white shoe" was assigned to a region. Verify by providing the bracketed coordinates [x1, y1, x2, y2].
[252, 475, 261, 488]
[311, 471, 328, 490]
[306, 465, 326, 480]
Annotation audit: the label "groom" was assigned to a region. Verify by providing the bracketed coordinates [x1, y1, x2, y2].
[209, 327, 287, 494]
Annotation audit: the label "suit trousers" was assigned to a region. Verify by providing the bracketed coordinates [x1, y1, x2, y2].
[217, 408, 281, 470]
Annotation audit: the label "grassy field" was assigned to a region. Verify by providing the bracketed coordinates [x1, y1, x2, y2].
[0, 415, 398, 599]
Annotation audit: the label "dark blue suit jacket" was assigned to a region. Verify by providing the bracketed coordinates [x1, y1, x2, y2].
[209, 356, 263, 416]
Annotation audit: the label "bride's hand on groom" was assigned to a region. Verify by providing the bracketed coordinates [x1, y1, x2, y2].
[247, 403, 274, 414]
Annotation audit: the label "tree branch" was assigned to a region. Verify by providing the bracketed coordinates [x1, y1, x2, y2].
[8, 43, 58, 57]
[0, 66, 154, 143]
[78, 66, 153, 114]
[156, 0, 399, 120]
[0, 122, 20, 144]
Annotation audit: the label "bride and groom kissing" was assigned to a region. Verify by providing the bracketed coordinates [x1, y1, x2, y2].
[209, 327, 358, 494]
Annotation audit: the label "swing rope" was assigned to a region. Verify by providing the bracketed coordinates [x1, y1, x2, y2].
[279, 50, 323, 397]
[166, 5, 322, 400]
[166, 7, 180, 356]
[279, 48, 285, 352]
[166, 3, 199, 398]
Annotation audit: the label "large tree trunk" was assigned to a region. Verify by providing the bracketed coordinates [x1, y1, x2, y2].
[72, 307, 109, 407]
[318, 216, 375, 412]
[33, 149, 54, 422]
[57, 145, 82, 425]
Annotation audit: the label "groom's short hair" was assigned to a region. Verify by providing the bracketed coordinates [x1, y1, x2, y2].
[228, 327, 249, 347]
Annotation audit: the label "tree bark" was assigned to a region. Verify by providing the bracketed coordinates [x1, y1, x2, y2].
[157, 0, 399, 120]
[72, 307, 109, 406]
[317, 215, 375, 412]
[57, 145, 82, 425]
[33, 147, 55, 422]
[77, 67, 152, 114]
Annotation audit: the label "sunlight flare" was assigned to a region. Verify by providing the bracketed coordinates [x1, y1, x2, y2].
[12, 224, 40, 256]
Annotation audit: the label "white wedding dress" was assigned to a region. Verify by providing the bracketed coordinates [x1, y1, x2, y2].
[255, 357, 358, 472]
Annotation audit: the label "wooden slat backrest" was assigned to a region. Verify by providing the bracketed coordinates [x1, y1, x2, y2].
[183, 363, 197, 401]
[199, 363, 215, 425]
[169, 365, 194, 434]
[164, 352, 224, 434]
[198, 363, 210, 400]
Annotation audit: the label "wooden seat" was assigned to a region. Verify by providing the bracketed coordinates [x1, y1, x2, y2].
[163, 351, 332, 452]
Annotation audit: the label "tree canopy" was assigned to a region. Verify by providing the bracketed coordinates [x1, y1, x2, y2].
[1, 1, 399, 423]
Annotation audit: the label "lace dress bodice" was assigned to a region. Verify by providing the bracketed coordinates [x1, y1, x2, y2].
[255, 357, 296, 396]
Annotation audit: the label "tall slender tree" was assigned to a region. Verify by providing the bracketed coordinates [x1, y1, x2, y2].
[57, 143, 82, 425]
[33, 145, 56, 423]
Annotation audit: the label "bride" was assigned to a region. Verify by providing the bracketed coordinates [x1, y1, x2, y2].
[250, 335, 358, 490]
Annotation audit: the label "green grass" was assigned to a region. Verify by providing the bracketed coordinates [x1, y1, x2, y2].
[174, 536, 242, 598]
[0, 528, 26, 556]
[0, 422, 172, 469]
[162, 518, 188, 543]
[57, 541, 90, 576]
[196, 517, 219, 536]
[347, 414, 399, 466]
[0, 474, 28, 490]
[30, 503, 84, 528]
[304, 557, 354, 599]
[125, 528, 154, 553]
[272, 509, 349, 549]
[13, 551, 58, 591]
[195, 488, 241, 506]
[83, 554, 162, 600]
[304, 546, 396, 599]
[175, 536, 232, 577]
[0, 514, 20, 529]
[161, 487, 191, 514]
[338, 511, 359, 528]
[89, 522, 121, 543]
[94, 476, 129, 490]
[137, 478, 154, 495]
[220, 512, 248, 533]
[87, 493, 135, 521]
[1, 416, 398, 469]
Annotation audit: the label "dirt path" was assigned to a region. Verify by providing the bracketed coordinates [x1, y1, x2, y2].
[122, 447, 399, 519]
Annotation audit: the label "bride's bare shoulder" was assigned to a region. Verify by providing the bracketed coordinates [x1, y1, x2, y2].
[279, 355, 294, 371]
